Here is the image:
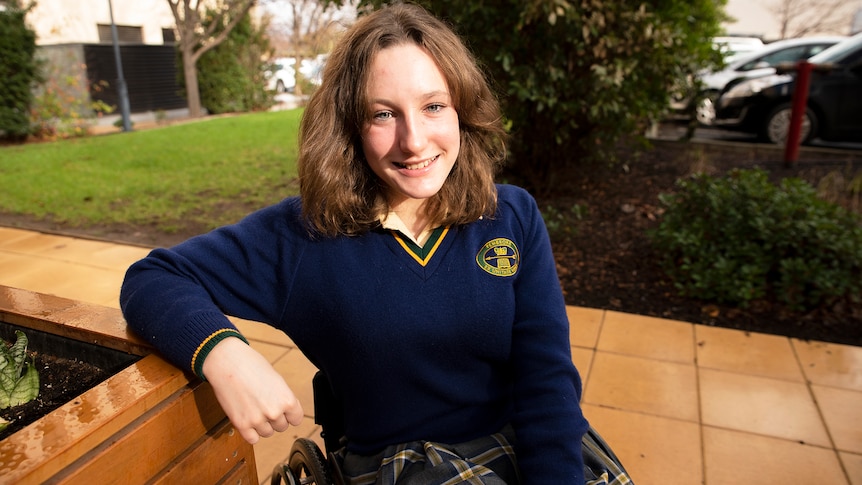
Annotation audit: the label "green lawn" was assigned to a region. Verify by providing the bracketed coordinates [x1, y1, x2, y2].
[0, 109, 303, 232]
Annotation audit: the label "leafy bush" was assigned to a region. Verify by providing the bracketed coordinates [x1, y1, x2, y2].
[541, 203, 587, 240]
[0, 1, 38, 141]
[195, 9, 274, 114]
[29, 66, 114, 139]
[650, 168, 862, 311]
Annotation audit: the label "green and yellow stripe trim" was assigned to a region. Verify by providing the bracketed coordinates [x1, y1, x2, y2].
[392, 226, 449, 266]
[191, 328, 248, 379]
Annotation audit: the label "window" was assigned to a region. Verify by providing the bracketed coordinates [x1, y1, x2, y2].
[739, 45, 833, 72]
[162, 28, 176, 44]
[97, 24, 143, 44]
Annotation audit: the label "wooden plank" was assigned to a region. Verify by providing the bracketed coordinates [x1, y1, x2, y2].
[51, 381, 231, 484]
[0, 286, 150, 355]
[0, 354, 189, 484]
[217, 460, 255, 485]
[150, 418, 258, 485]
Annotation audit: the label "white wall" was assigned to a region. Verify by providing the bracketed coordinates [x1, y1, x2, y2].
[723, 0, 862, 40]
[27, 0, 175, 45]
[723, 0, 778, 38]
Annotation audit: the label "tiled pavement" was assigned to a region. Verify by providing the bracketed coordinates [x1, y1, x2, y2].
[1, 226, 860, 484]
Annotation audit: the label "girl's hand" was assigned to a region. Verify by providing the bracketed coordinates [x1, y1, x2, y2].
[202, 337, 304, 443]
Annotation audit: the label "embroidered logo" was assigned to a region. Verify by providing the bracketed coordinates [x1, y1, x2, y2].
[476, 238, 519, 277]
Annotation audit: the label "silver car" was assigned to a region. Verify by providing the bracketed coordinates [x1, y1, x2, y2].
[672, 36, 845, 125]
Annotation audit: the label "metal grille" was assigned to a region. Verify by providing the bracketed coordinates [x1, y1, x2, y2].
[97, 24, 144, 44]
[84, 44, 187, 113]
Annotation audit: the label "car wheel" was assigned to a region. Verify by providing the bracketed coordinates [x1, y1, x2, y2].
[695, 91, 719, 126]
[762, 102, 818, 145]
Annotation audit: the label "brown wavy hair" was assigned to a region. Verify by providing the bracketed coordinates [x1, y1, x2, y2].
[297, 2, 507, 237]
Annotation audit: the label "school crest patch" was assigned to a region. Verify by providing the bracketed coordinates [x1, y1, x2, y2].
[476, 238, 519, 277]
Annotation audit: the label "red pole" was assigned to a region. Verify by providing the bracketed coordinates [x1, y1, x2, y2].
[784, 61, 813, 167]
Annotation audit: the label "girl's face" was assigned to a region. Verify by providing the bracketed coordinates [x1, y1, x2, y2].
[361, 43, 460, 212]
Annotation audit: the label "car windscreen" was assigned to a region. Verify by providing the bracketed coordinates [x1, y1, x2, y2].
[808, 33, 862, 64]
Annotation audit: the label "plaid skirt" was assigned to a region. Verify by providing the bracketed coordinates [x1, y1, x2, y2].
[333, 425, 633, 485]
[336, 426, 520, 485]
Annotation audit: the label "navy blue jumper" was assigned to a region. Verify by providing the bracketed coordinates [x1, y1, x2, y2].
[120, 184, 589, 483]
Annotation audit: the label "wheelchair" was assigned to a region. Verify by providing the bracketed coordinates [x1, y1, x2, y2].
[271, 372, 632, 485]
[271, 371, 346, 485]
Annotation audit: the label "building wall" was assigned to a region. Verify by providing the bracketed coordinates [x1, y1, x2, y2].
[723, 0, 862, 40]
[853, 7, 862, 35]
[27, 0, 174, 45]
[25, 1, 186, 115]
[35, 45, 92, 117]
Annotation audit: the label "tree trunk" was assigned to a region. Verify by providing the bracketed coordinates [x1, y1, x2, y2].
[183, 47, 202, 118]
[294, 55, 303, 96]
[167, 0, 257, 119]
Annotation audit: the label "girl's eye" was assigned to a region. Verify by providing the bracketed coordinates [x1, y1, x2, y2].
[373, 111, 393, 121]
[426, 103, 445, 113]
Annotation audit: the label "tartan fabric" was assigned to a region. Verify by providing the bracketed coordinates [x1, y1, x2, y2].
[333, 425, 633, 484]
[582, 427, 634, 485]
[337, 426, 520, 484]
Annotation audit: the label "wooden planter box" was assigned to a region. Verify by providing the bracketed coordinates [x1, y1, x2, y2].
[0, 285, 258, 484]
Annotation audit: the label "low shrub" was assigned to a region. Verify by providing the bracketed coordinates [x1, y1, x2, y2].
[29, 70, 114, 139]
[0, 3, 38, 141]
[541, 203, 588, 240]
[649, 168, 862, 311]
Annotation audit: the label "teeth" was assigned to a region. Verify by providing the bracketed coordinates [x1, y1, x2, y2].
[400, 155, 437, 170]
[405, 160, 430, 170]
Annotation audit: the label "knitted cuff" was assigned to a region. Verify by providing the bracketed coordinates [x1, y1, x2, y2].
[191, 328, 249, 380]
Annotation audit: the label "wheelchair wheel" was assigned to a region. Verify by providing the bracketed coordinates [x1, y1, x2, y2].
[271, 438, 333, 485]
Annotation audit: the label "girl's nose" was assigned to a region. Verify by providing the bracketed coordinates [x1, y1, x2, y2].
[398, 115, 428, 154]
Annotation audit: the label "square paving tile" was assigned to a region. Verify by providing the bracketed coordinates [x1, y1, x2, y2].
[27, 237, 116, 263]
[703, 426, 846, 485]
[695, 324, 803, 382]
[0, 227, 35, 246]
[794, 339, 862, 391]
[0, 253, 44, 285]
[91, 244, 152, 270]
[571, 346, 595, 388]
[2, 259, 125, 307]
[841, 452, 862, 485]
[582, 404, 702, 485]
[700, 368, 830, 446]
[812, 385, 862, 454]
[567, 306, 603, 349]
[598, 311, 694, 364]
[584, 352, 699, 422]
[0, 231, 61, 253]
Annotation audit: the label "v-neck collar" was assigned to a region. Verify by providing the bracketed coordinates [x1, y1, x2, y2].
[380, 209, 433, 247]
[391, 226, 449, 266]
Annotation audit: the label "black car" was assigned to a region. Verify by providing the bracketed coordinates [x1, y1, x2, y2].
[712, 33, 862, 144]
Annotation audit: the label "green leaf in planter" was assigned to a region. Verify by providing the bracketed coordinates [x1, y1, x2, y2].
[0, 416, 9, 432]
[0, 331, 41, 409]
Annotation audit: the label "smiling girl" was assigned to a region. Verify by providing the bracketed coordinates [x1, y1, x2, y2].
[121, 3, 590, 483]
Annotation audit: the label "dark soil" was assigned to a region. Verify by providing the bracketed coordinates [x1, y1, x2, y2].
[0, 350, 112, 440]
[0, 132, 860, 429]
